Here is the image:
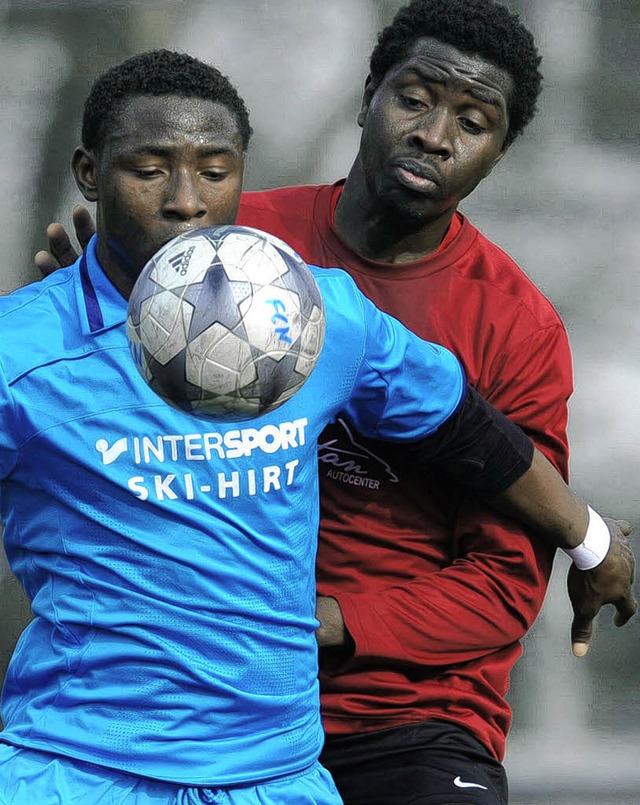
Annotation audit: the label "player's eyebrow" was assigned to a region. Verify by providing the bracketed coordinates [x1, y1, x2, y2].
[403, 66, 507, 116]
[463, 85, 506, 112]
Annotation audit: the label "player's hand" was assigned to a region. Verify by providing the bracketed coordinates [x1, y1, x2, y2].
[315, 595, 347, 647]
[34, 205, 95, 276]
[568, 518, 636, 657]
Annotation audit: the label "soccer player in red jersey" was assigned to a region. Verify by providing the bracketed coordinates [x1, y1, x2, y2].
[35, 2, 636, 802]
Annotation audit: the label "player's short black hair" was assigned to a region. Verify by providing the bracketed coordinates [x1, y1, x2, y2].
[369, 0, 542, 145]
[81, 49, 252, 153]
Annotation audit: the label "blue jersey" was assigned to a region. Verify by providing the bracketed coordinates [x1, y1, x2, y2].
[0, 237, 464, 786]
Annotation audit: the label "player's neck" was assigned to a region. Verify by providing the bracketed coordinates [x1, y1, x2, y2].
[335, 168, 456, 265]
[96, 237, 138, 300]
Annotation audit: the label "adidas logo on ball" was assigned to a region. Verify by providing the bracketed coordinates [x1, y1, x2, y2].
[168, 244, 197, 277]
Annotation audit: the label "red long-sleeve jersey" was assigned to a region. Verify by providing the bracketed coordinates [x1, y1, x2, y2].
[237, 181, 573, 760]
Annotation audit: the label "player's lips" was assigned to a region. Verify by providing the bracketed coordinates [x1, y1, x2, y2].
[392, 159, 440, 192]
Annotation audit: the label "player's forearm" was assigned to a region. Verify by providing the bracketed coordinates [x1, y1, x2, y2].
[407, 386, 607, 560]
[324, 549, 551, 666]
[490, 447, 588, 549]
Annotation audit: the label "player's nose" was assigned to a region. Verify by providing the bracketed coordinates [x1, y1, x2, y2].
[408, 108, 453, 158]
[162, 169, 207, 220]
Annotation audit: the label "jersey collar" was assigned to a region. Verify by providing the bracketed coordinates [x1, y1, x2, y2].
[78, 235, 128, 335]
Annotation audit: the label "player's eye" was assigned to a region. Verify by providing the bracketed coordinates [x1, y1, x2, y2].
[133, 168, 163, 178]
[201, 169, 230, 182]
[399, 93, 427, 110]
[459, 117, 485, 134]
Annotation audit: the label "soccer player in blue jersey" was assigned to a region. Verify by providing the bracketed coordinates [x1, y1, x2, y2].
[0, 50, 631, 804]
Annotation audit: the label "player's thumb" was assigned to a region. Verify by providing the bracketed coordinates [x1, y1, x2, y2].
[571, 616, 593, 658]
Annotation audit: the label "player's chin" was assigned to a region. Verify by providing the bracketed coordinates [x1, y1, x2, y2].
[391, 198, 443, 223]
[382, 184, 443, 218]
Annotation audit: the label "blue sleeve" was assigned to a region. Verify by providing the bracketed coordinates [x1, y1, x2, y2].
[0, 361, 18, 479]
[342, 285, 466, 443]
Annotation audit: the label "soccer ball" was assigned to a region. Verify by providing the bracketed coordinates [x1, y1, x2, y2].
[126, 225, 326, 420]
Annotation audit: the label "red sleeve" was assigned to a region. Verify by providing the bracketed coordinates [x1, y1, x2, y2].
[331, 322, 572, 667]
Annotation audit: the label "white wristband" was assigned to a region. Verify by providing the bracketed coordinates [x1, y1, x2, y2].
[564, 506, 611, 570]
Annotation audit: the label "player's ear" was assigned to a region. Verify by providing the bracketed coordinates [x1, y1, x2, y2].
[72, 147, 99, 202]
[357, 75, 377, 128]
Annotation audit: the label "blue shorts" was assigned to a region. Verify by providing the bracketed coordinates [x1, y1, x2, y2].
[0, 743, 343, 805]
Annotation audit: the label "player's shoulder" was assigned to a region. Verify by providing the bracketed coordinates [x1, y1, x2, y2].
[310, 263, 363, 302]
[0, 267, 75, 320]
[458, 217, 564, 329]
[241, 184, 323, 212]
[238, 184, 337, 260]
[0, 266, 80, 378]
[309, 264, 370, 334]
[238, 184, 326, 230]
